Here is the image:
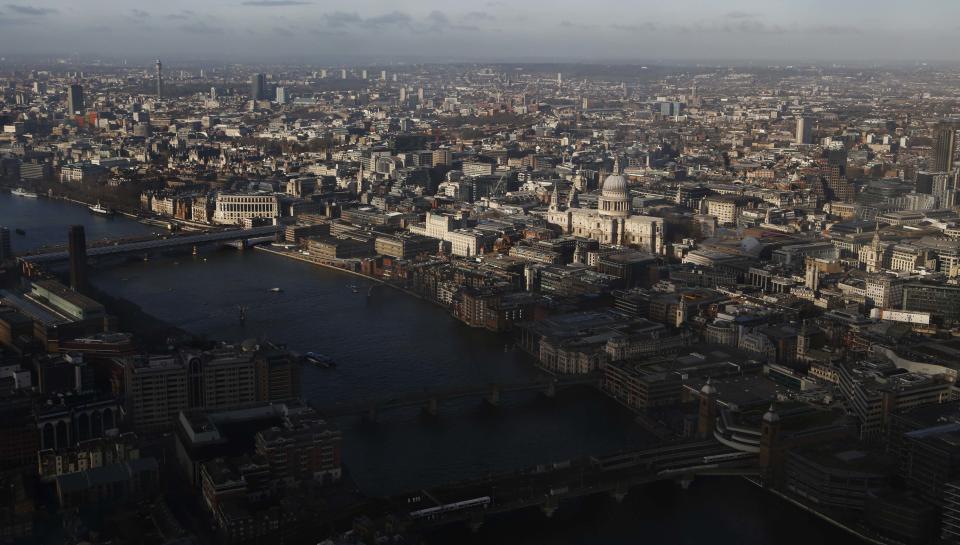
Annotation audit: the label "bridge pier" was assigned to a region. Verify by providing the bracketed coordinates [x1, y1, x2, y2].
[467, 512, 484, 533]
[485, 385, 500, 408]
[423, 398, 439, 418]
[676, 475, 695, 490]
[541, 496, 559, 518]
[544, 380, 556, 399]
[610, 484, 628, 503]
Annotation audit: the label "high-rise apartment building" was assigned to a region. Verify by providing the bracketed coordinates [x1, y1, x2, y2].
[933, 124, 956, 172]
[250, 73, 266, 101]
[124, 356, 189, 433]
[67, 84, 83, 115]
[156, 59, 163, 99]
[796, 116, 812, 145]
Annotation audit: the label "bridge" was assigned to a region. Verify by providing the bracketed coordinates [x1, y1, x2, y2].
[315, 375, 599, 421]
[18, 226, 281, 266]
[390, 439, 760, 530]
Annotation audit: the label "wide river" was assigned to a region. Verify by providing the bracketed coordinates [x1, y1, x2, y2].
[0, 191, 858, 543]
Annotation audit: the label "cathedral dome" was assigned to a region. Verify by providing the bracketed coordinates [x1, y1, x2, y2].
[601, 156, 628, 198]
[602, 172, 627, 198]
[597, 156, 631, 219]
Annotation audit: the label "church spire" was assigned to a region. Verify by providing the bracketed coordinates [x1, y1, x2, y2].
[549, 181, 560, 210]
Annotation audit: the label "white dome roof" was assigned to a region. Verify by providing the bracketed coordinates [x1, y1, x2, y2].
[602, 156, 628, 198]
[602, 172, 627, 197]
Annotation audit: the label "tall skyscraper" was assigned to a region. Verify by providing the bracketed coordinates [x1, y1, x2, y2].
[417, 87, 424, 104]
[796, 116, 812, 145]
[68, 225, 87, 293]
[155, 59, 163, 99]
[934, 124, 956, 172]
[0, 226, 11, 262]
[361, 69, 368, 80]
[67, 84, 83, 115]
[250, 73, 266, 101]
[932, 171, 957, 208]
[275, 86, 287, 104]
[380, 70, 387, 81]
[399, 87, 406, 103]
[823, 148, 852, 202]
[341, 69, 347, 80]
[916, 171, 935, 194]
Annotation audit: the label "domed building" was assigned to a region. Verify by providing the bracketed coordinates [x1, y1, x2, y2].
[546, 157, 664, 251]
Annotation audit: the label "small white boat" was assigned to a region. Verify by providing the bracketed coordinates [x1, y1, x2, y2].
[11, 187, 37, 198]
[269, 287, 283, 293]
[89, 202, 114, 216]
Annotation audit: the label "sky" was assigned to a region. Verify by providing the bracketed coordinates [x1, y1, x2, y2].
[0, 0, 958, 64]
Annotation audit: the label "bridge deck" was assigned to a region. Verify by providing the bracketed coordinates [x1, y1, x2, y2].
[395, 439, 758, 527]
[20, 226, 280, 264]
[317, 375, 599, 417]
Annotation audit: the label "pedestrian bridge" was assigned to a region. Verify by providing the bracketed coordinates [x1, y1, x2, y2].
[315, 375, 600, 420]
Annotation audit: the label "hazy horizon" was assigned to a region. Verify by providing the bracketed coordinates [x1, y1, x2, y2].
[0, 0, 958, 64]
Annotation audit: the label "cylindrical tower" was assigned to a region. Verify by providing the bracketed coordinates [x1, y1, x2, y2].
[156, 59, 163, 99]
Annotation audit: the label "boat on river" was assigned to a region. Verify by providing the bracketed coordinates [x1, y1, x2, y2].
[89, 202, 115, 216]
[11, 187, 37, 198]
[304, 352, 336, 368]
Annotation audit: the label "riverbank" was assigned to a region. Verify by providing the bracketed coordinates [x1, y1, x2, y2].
[254, 245, 438, 306]
[742, 476, 885, 545]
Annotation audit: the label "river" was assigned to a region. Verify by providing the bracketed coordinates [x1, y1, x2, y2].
[0, 191, 859, 543]
[0, 192, 157, 254]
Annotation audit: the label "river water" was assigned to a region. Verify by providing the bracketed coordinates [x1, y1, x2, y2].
[0, 192, 858, 543]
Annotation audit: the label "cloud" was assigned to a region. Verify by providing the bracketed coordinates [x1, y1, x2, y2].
[6, 4, 57, 16]
[803, 24, 862, 34]
[725, 11, 755, 19]
[241, 0, 311, 6]
[427, 11, 449, 25]
[166, 13, 189, 20]
[365, 11, 411, 27]
[179, 21, 224, 34]
[131, 9, 149, 17]
[322, 11, 363, 26]
[612, 22, 659, 32]
[465, 11, 495, 21]
[0, 16, 32, 27]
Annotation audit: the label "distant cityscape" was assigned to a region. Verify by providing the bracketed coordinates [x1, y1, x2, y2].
[4, 55, 960, 545]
